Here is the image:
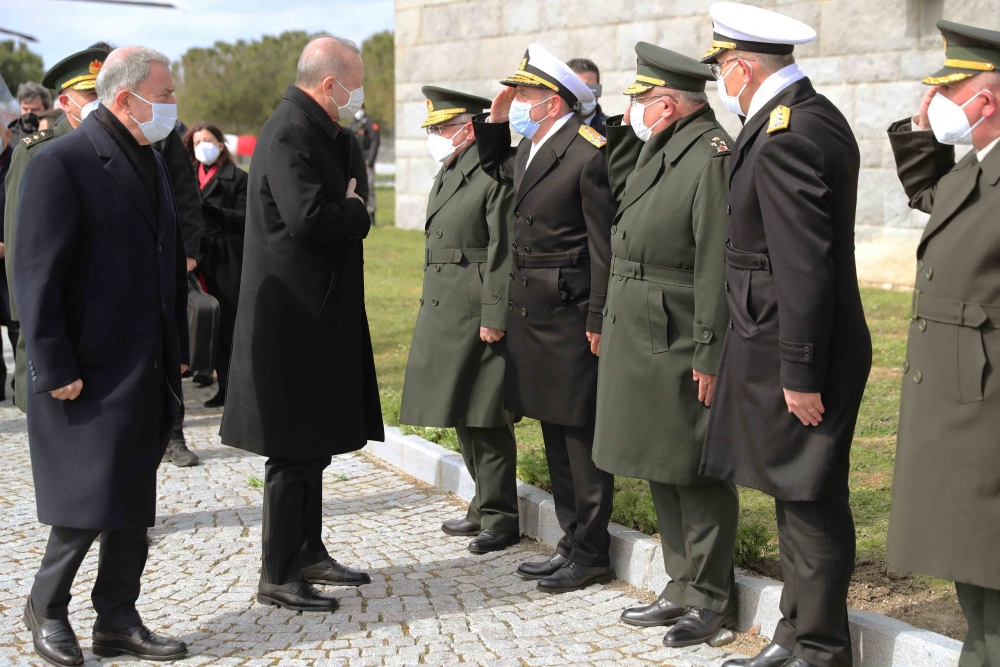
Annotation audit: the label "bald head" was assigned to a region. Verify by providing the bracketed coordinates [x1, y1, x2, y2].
[296, 36, 362, 88]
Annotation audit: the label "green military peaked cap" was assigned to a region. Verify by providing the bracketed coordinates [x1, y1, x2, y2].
[924, 20, 1000, 85]
[40, 47, 110, 93]
[624, 42, 715, 96]
[421, 86, 492, 128]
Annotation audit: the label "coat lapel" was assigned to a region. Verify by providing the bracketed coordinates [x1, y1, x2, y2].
[82, 117, 157, 235]
[516, 117, 580, 207]
[731, 78, 817, 182]
[426, 145, 478, 223]
[918, 151, 981, 252]
[616, 152, 665, 217]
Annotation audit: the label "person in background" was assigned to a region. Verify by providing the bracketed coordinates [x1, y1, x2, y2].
[182, 122, 248, 409]
[8, 82, 50, 144]
[37, 109, 66, 131]
[348, 102, 379, 223]
[0, 124, 13, 401]
[568, 58, 607, 136]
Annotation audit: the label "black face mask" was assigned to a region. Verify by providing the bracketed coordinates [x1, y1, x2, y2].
[20, 112, 39, 133]
[587, 84, 602, 99]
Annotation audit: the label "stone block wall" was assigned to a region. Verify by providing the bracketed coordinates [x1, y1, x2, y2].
[395, 0, 1000, 286]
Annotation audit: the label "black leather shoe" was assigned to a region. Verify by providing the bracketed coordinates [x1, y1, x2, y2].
[781, 659, 819, 667]
[516, 553, 569, 580]
[662, 606, 736, 647]
[537, 561, 613, 593]
[301, 557, 371, 587]
[442, 518, 481, 536]
[721, 641, 794, 667]
[257, 580, 339, 612]
[23, 599, 83, 666]
[468, 529, 519, 554]
[167, 441, 199, 467]
[204, 390, 225, 408]
[91, 624, 187, 661]
[621, 598, 685, 627]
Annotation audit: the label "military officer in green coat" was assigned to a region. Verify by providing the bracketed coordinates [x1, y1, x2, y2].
[3, 47, 107, 412]
[399, 87, 519, 554]
[591, 43, 737, 648]
[886, 21, 1000, 667]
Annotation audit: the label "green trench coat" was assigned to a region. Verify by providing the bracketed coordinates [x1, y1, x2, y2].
[399, 144, 514, 428]
[592, 109, 732, 485]
[885, 120, 1000, 591]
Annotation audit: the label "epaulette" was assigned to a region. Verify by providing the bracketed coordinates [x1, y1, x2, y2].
[578, 124, 606, 148]
[22, 129, 55, 148]
[767, 105, 791, 134]
[706, 135, 732, 157]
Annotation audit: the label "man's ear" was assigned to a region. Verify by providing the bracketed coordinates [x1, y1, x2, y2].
[982, 89, 998, 118]
[115, 88, 132, 114]
[740, 59, 754, 84]
[59, 93, 70, 110]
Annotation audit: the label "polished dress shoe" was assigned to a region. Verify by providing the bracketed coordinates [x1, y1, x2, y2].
[516, 553, 569, 580]
[441, 518, 481, 536]
[721, 641, 793, 666]
[781, 659, 819, 667]
[537, 561, 613, 593]
[165, 440, 200, 467]
[23, 599, 83, 666]
[91, 624, 187, 661]
[620, 597, 685, 627]
[257, 580, 339, 612]
[662, 606, 736, 647]
[468, 529, 519, 554]
[302, 557, 371, 587]
[204, 390, 225, 408]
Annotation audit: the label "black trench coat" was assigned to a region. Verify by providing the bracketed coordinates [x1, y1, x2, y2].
[14, 115, 188, 529]
[220, 86, 383, 458]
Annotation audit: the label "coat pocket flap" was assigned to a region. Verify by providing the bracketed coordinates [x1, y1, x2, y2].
[647, 289, 669, 354]
[958, 325, 987, 403]
[693, 322, 714, 345]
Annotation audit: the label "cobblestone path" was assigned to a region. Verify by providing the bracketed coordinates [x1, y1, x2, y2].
[0, 381, 748, 666]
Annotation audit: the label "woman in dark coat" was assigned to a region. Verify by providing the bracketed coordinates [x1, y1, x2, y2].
[183, 122, 248, 407]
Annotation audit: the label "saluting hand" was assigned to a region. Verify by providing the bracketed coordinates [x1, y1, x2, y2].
[587, 332, 601, 356]
[914, 85, 941, 131]
[489, 87, 517, 123]
[693, 370, 717, 407]
[346, 178, 363, 202]
[784, 389, 825, 426]
[50, 379, 83, 401]
[480, 327, 505, 343]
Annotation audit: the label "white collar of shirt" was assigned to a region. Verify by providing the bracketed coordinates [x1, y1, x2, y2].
[527, 111, 575, 168]
[977, 135, 1000, 162]
[745, 63, 806, 124]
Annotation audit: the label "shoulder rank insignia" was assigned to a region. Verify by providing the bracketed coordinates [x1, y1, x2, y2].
[708, 135, 731, 156]
[578, 124, 606, 148]
[767, 105, 791, 134]
[22, 129, 55, 148]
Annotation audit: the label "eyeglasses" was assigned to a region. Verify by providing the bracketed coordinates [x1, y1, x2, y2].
[426, 123, 466, 136]
[709, 57, 755, 80]
[628, 94, 675, 105]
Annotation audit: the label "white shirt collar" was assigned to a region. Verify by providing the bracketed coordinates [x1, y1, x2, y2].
[977, 135, 1000, 162]
[745, 63, 806, 124]
[527, 112, 575, 168]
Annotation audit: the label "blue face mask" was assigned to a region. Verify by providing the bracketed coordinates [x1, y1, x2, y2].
[509, 97, 552, 139]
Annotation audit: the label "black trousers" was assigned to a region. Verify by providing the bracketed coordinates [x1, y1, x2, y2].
[261, 457, 332, 584]
[456, 420, 519, 533]
[957, 582, 1000, 667]
[772, 488, 856, 667]
[539, 421, 614, 567]
[30, 525, 147, 631]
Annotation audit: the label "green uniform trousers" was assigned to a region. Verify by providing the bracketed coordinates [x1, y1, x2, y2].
[958, 582, 1000, 667]
[649, 480, 739, 615]
[456, 420, 519, 533]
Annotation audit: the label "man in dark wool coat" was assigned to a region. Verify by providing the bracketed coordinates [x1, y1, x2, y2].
[699, 5, 872, 667]
[14, 46, 190, 665]
[220, 35, 383, 613]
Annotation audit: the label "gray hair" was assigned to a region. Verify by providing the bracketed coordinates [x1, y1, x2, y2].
[95, 46, 170, 105]
[733, 51, 796, 76]
[673, 90, 709, 106]
[17, 82, 51, 109]
[296, 35, 361, 87]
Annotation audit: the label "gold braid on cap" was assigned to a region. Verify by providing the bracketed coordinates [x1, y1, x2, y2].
[922, 72, 974, 85]
[59, 73, 98, 91]
[421, 107, 468, 128]
[943, 58, 995, 71]
[503, 70, 559, 92]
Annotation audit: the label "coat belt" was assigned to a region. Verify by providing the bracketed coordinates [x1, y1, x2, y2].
[424, 247, 489, 265]
[513, 249, 589, 269]
[911, 290, 1000, 328]
[610, 255, 694, 288]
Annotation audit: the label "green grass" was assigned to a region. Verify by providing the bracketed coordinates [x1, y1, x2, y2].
[366, 186, 910, 562]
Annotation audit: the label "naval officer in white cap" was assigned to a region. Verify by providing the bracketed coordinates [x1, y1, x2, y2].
[472, 43, 619, 594]
[697, 4, 873, 667]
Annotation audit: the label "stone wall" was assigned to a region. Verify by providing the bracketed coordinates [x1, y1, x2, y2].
[394, 0, 1000, 286]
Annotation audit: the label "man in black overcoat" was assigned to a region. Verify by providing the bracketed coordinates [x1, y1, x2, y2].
[13, 46, 190, 665]
[697, 6, 872, 667]
[220, 35, 383, 612]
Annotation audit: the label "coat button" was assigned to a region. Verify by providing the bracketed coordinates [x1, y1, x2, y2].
[703, 331, 710, 339]
[602, 307, 608, 316]
[420, 298, 424, 305]
[509, 272, 514, 281]
[611, 225, 617, 235]
[804, 345, 810, 352]
[914, 371, 922, 383]
[431, 298, 439, 306]
[435, 230, 443, 238]
[522, 277, 528, 286]
[512, 242, 518, 250]
[926, 269, 933, 280]
[618, 275, 624, 281]
[521, 308, 527, 316]
[902, 360, 909, 373]
[514, 211, 520, 220]
[434, 264, 441, 272]
[620, 230, 626, 239]
[508, 302, 514, 310]
[32, 376, 36, 382]
[724, 281, 729, 291]
[492, 290, 498, 298]
[727, 205, 731, 215]
[153, 360, 159, 369]
[918, 318, 927, 332]
[158, 245, 163, 253]
[423, 265, 428, 272]
[804, 353, 811, 361]
[524, 247, 530, 253]
[729, 320, 733, 329]
[610, 314, 616, 323]
[424, 230, 430, 237]
[526, 215, 533, 225]
[916, 260, 924, 271]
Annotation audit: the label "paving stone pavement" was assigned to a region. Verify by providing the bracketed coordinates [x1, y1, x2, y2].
[0, 379, 751, 666]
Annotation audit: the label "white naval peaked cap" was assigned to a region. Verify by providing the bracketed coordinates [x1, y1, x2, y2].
[701, 2, 817, 63]
[500, 43, 595, 110]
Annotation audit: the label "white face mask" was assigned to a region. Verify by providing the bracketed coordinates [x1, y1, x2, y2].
[331, 79, 364, 119]
[629, 97, 666, 143]
[66, 96, 100, 123]
[716, 61, 750, 117]
[927, 91, 987, 146]
[128, 91, 177, 143]
[194, 141, 221, 166]
[426, 126, 469, 163]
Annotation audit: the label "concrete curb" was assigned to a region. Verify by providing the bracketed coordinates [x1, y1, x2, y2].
[364, 426, 962, 667]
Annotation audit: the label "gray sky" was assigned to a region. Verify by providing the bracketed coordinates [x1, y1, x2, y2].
[7, 0, 393, 69]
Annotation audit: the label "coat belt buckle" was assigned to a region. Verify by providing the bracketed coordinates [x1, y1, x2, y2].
[910, 288, 920, 322]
